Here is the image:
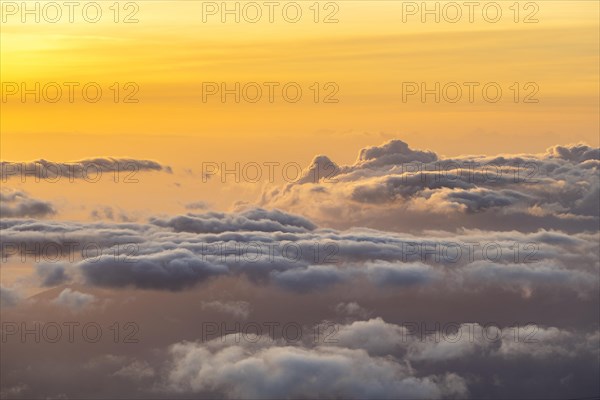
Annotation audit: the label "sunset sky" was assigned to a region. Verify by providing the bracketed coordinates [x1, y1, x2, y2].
[2, 1, 598, 159]
[1, 1, 599, 399]
[2, 0, 599, 217]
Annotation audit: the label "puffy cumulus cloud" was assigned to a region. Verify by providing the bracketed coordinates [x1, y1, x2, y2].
[260, 140, 599, 233]
[156, 318, 598, 399]
[1, 307, 596, 399]
[313, 318, 599, 367]
[51, 288, 96, 311]
[0, 188, 55, 218]
[545, 143, 600, 163]
[333, 317, 408, 356]
[356, 140, 438, 168]
[495, 326, 598, 359]
[295, 155, 340, 185]
[0, 157, 171, 181]
[335, 319, 599, 364]
[165, 337, 467, 399]
[1, 210, 598, 294]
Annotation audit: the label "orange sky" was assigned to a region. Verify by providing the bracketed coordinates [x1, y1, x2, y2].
[1, 0, 599, 218]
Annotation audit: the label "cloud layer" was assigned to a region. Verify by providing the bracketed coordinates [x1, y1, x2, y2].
[261, 140, 599, 233]
[1, 139, 598, 399]
[1, 207, 597, 296]
[1, 157, 171, 181]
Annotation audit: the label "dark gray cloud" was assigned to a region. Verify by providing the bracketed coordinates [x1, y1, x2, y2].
[150, 208, 316, 234]
[546, 143, 600, 163]
[0, 189, 55, 218]
[0, 157, 171, 181]
[81, 249, 229, 291]
[36, 263, 69, 286]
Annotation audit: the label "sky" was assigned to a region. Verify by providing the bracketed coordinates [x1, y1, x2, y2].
[0, 1, 599, 399]
[1, 0, 599, 217]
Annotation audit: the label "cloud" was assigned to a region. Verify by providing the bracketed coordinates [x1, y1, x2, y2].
[90, 207, 116, 220]
[260, 139, 599, 233]
[0, 157, 171, 181]
[356, 139, 438, 167]
[2, 293, 598, 399]
[295, 155, 340, 185]
[365, 261, 436, 287]
[81, 249, 229, 291]
[150, 208, 316, 234]
[2, 209, 598, 294]
[545, 143, 600, 163]
[159, 318, 597, 399]
[166, 336, 467, 399]
[0, 140, 597, 399]
[36, 263, 69, 286]
[0, 189, 55, 218]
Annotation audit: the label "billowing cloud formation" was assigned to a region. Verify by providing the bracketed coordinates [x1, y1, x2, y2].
[166, 335, 467, 399]
[357, 139, 438, 167]
[2, 209, 597, 294]
[0, 157, 171, 181]
[0, 189, 55, 218]
[1, 309, 596, 399]
[261, 140, 599, 233]
[546, 144, 600, 163]
[331, 318, 599, 362]
[161, 318, 597, 399]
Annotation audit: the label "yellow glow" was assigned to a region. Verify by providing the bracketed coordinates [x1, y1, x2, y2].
[1, 1, 598, 170]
